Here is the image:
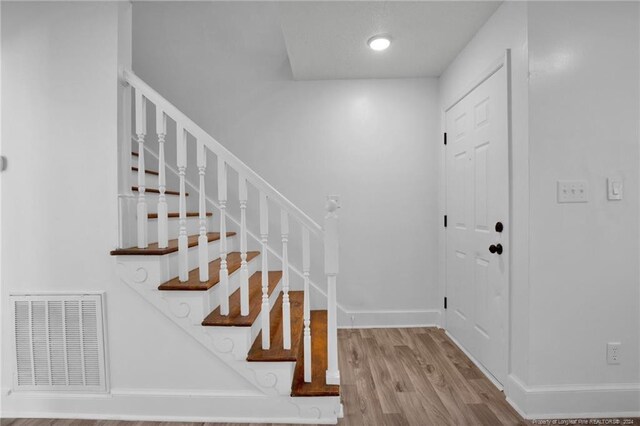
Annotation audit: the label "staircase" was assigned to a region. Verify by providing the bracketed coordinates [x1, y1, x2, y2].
[111, 70, 342, 423]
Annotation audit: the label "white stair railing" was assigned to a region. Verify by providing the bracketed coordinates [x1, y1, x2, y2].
[156, 109, 169, 249]
[197, 141, 209, 282]
[281, 210, 291, 350]
[217, 157, 229, 312]
[259, 193, 270, 349]
[177, 124, 189, 281]
[122, 69, 340, 384]
[324, 196, 340, 385]
[239, 175, 250, 316]
[134, 89, 148, 249]
[302, 228, 312, 382]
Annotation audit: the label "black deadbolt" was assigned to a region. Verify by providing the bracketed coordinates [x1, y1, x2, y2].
[489, 244, 503, 255]
[495, 221, 504, 233]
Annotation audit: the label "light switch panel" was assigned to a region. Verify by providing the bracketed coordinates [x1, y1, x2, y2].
[557, 180, 588, 203]
[607, 177, 623, 201]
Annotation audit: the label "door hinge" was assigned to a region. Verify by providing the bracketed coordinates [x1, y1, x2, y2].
[444, 132, 447, 145]
[444, 215, 447, 228]
[444, 297, 447, 310]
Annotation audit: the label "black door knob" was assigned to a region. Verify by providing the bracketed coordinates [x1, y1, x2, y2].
[495, 222, 504, 233]
[489, 244, 503, 255]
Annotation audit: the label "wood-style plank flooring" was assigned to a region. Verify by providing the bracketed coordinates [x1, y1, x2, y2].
[3, 328, 638, 426]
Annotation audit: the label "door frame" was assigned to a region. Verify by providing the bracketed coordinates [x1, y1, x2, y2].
[441, 49, 512, 390]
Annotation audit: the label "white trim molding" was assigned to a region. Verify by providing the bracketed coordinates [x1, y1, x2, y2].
[506, 374, 640, 420]
[338, 309, 441, 329]
[1, 389, 341, 424]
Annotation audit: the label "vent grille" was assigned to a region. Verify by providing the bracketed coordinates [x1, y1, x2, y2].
[12, 294, 107, 391]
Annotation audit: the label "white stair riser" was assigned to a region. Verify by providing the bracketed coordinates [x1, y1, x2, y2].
[250, 284, 283, 343]
[135, 192, 181, 213]
[159, 253, 260, 326]
[131, 155, 160, 171]
[130, 169, 160, 188]
[147, 216, 215, 242]
[158, 236, 238, 283]
[207, 281, 283, 361]
[246, 361, 296, 396]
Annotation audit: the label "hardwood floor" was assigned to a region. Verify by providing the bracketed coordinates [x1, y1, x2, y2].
[335, 327, 528, 426]
[3, 328, 638, 426]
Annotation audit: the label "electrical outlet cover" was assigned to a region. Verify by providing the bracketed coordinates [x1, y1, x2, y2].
[607, 342, 621, 365]
[557, 180, 588, 203]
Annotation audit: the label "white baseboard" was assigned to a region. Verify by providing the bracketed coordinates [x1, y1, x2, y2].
[338, 309, 440, 328]
[1, 389, 341, 424]
[444, 332, 640, 420]
[506, 374, 640, 420]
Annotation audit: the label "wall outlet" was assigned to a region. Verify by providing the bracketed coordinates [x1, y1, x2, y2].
[607, 342, 621, 364]
[557, 180, 588, 203]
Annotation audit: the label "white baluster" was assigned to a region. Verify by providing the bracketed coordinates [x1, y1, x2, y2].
[197, 141, 209, 282]
[281, 210, 291, 350]
[302, 227, 312, 383]
[324, 195, 340, 385]
[239, 176, 250, 316]
[134, 89, 148, 249]
[260, 193, 270, 349]
[218, 157, 229, 315]
[177, 124, 188, 282]
[156, 108, 168, 249]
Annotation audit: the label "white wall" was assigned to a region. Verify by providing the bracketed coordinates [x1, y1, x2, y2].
[440, 0, 640, 418]
[132, 2, 442, 327]
[1, 1, 256, 418]
[525, 1, 640, 415]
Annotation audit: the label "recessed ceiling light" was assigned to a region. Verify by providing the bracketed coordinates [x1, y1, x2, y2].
[368, 35, 391, 51]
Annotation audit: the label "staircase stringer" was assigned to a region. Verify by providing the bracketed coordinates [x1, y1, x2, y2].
[116, 259, 293, 396]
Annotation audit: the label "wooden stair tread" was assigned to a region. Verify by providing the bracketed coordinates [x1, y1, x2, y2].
[148, 212, 212, 219]
[246, 291, 304, 362]
[132, 166, 159, 176]
[202, 271, 282, 327]
[132, 186, 185, 196]
[132, 151, 139, 157]
[158, 251, 259, 291]
[291, 310, 340, 397]
[110, 232, 235, 256]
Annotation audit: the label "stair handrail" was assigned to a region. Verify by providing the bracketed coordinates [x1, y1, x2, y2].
[123, 69, 324, 239]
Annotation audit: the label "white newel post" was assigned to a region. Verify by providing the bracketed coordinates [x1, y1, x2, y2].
[197, 141, 209, 282]
[239, 176, 250, 316]
[259, 193, 270, 349]
[325, 195, 340, 385]
[218, 157, 229, 315]
[177, 124, 189, 282]
[281, 210, 291, 350]
[156, 108, 168, 249]
[302, 227, 312, 383]
[134, 89, 148, 249]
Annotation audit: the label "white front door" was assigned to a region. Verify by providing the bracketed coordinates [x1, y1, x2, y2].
[445, 63, 509, 385]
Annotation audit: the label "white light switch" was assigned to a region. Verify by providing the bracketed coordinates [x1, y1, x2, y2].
[607, 177, 623, 201]
[557, 180, 588, 203]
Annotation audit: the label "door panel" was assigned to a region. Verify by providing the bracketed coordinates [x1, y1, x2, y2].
[445, 65, 508, 385]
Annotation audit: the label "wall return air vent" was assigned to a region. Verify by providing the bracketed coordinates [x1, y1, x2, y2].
[11, 294, 107, 392]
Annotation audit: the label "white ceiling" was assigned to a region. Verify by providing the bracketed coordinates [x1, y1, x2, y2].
[279, 1, 502, 80]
